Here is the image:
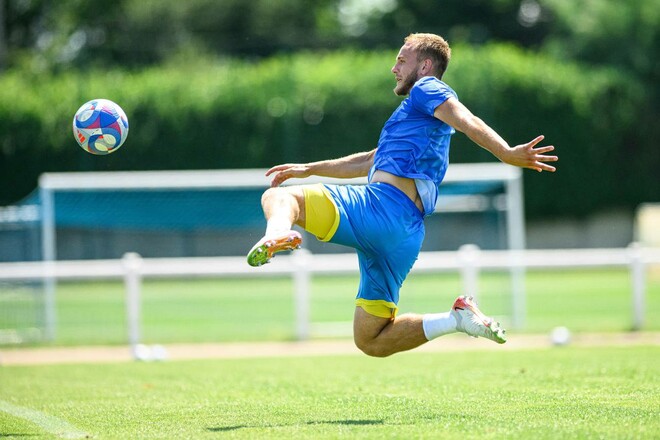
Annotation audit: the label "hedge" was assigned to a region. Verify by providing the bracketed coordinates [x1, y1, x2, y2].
[0, 44, 654, 218]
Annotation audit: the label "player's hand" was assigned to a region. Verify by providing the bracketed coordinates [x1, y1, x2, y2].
[507, 135, 558, 172]
[265, 163, 312, 187]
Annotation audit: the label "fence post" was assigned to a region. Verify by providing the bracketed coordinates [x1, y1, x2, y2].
[510, 250, 526, 330]
[39, 185, 57, 341]
[122, 252, 144, 359]
[292, 248, 311, 341]
[628, 242, 645, 330]
[458, 244, 480, 300]
[506, 171, 526, 329]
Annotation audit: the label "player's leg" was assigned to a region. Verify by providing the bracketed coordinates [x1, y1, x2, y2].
[353, 300, 506, 357]
[353, 296, 507, 357]
[247, 184, 337, 266]
[261, 186, 306, 229]
[247, 187, 305, 267]
[353, 307, 428, 357]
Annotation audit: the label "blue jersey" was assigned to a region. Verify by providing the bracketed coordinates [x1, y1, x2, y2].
[369, 76, 457, 216]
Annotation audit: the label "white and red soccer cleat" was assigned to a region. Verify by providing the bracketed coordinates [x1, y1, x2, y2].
[451, 295, 507, 344]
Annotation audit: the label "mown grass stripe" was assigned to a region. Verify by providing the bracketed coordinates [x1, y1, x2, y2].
[0, 399, 89, 439]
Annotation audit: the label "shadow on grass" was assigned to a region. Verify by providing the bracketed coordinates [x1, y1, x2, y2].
[307, 419, 384, 426]
[0, 435, 41, 438]
[207, 419, 384, 432]
[207, 426, 248, 432]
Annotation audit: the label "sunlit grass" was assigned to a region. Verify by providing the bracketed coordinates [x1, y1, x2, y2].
[1, 346, 658, 439]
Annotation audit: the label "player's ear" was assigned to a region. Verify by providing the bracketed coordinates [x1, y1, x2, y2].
[422, 58, 433, 75]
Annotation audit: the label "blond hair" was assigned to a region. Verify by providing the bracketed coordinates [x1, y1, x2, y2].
[404, 33, 451, 79]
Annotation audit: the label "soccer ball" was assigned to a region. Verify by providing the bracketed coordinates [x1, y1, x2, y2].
[550, 326, 571, 346]
[73, 99, 129, 155]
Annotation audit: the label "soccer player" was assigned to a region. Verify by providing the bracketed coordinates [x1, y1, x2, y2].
[247, 33, 558, 357]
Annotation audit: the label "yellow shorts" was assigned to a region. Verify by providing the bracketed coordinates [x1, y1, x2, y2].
[355, 299, 398, 319]
[302, 183, 340, 241]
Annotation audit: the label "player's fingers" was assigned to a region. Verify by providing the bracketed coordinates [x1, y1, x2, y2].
[526, 135, 545, 148]
[271, 171, 293, 186]
[539, 154, 559, 162]
[265, 164, 290, 176]
[534, 162, 556, 172]
[533, 145, 555, 154]
[270, 176, 285, 187]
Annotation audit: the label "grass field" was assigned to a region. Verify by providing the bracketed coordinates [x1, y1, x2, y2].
[1, 345, 658, 439]
[1, 268, 660, 346]
[1, 268, 659, 438]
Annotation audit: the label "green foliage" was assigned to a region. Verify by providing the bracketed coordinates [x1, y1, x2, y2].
[3, 0, 344, 69]
[540, 0, 660, 137]
[0, 44, 651, 217]
[542, 0, 659, 81]
[2, 0, 533, 70]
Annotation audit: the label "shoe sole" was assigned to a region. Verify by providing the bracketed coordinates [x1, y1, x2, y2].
[454, 296, 507, 344]
[247, 232, 302, 267]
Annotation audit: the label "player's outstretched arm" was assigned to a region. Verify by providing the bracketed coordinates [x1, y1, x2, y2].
[434, 98, 558, 172]
[266, 149, 376, 187]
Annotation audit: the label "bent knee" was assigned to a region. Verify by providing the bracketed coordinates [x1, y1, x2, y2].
[354, 338, 394, 358]
[261, 187, 286, 204]
[261, 187, 305, 220]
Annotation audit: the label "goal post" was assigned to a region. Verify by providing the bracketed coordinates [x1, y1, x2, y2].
[37, 163, 524, 260]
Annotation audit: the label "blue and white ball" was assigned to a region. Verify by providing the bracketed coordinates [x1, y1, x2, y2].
[73, 99, 129, 155]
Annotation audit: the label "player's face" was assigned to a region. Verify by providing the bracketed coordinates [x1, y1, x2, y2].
[391, 45, 422, 96]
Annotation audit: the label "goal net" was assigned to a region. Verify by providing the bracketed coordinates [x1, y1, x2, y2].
[23, 165, 522, 261]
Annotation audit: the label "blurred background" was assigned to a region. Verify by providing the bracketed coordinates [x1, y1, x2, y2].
[0, 0, 658, 238]
[0, 0, 658, 348]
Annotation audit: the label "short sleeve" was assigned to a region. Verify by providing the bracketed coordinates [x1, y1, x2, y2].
[410, 77, 458, 116]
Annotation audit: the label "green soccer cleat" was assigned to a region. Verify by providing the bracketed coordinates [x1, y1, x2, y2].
[247, 231, 303, 267]
[451, 295, 507, 344]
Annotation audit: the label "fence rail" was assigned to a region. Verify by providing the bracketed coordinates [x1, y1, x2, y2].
[1, 244, 659, 358]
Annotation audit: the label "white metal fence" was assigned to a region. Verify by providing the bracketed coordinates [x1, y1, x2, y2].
[0, 244, 659, 358]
